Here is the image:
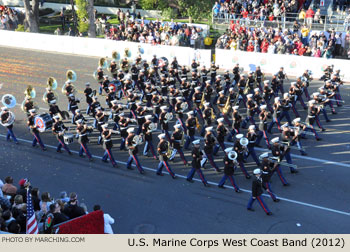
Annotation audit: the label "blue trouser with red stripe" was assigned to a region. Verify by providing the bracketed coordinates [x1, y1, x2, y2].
[6, 125, 18, 143]
[238, 160, 250, 178]
[264, 182, 277, 201]
[127, 154, 144, 173]
[157, 160, 175, 178]
[102, 148, 117, 166]
[187, 167, 207, 184]
[267, 117, 282, 133]
[256, 130, 271, 148]
[272, 164, 288, 185]
[32, 132, 45, 150]
[247, 195, 271, 214]
[245, 146, 260, 166]
[79, 143, 92, 158]
[143, 140, 157, 158]
[218, 174, 240, 191]
[57, 138, 71, 153]
[279, 110, 292, 125]
[213, 141, 226, 155]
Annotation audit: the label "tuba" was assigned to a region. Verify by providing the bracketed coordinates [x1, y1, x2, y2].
[99, 57, 109, 69]
[24, 85, 36, 99]
[47, 77, 58, 90]
[240, 137, 249, 147]
[164, 112, 173, 123]
[0, 110, 15, 127]
[66, 70, 77, 82]
[112, 51, 119, 61]
[124, 48, 131, 58]
[228, 150, 238, 161]
[1, 94, 17, 109]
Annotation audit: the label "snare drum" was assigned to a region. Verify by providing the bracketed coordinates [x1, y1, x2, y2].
[64, 133, 74, 145]
[34, 113, 53, 132]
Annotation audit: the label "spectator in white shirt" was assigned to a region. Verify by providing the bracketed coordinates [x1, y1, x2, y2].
[93, 205, 115, 234]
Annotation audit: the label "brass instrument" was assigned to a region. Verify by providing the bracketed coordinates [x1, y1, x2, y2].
[199, 93, 205, 110]
[112, 51, 119, 61]
[328, 99, 345, 103]
[24, 85, 36, 99]
[195, 117, 201, 131]
[278, 141, 305, 152]
[132, 135, 143, 147]
[243, 79, 250, 95]
[1, 94, 17, 109]
[124, 48, 131, 58]
[0, 110, 15, 127]
[66, 70, 77, 82]
[180, 131, 185, 147]
[166, 141, 173, 159]
[148, 122, 157, 133]
[47, 77, 58, 90]
[240, 137, 249, 155]
[164, 112, 173, 123]
[228, 150, 238, 161]
[211, 108, 216, 120]
[98, 57, 109, 69]
[222, 95, 231, 114]
[266, 156, 298, 169]
[180, 102, 188, 113]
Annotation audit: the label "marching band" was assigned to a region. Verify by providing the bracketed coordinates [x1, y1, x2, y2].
[0, 53, 346, 216]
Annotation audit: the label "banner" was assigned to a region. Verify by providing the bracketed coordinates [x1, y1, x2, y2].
[215, 49, 350, 81]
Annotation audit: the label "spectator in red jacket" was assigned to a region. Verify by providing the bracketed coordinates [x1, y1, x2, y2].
[305, 7, 315, 27]
[298, 44, 307, 56]
[261, 38, 269, 53]
[247, 41, 254, 52]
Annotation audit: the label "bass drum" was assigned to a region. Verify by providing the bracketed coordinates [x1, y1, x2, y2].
[158, 57, 168, 68]
[34, 113, 53, 132]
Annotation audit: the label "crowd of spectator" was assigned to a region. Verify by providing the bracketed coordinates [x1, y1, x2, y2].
[0, 177, 114, 234]
[212, 0, 303, 22]
[0, 5, 20, 30]
[215, 20, 350, 59]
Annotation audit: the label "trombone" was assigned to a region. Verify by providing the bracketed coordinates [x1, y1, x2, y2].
[261, 156, 298, 169]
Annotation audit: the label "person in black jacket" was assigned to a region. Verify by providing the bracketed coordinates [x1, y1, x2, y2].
[259, 152, 280, 202]
[218, 148, 240, 192]
[247, 169, 272, 215]
[63, 192, 86, 220]
[186, 140, 208, 186]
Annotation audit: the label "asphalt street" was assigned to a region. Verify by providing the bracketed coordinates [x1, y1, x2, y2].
[0, 46, 350, 234]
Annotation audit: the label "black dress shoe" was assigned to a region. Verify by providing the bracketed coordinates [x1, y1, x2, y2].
[79, 155, 85, 158]
[245, 175, 251, 179]
[156, 172, 164, 176]
[316, 138, 322, 141]
[283, 183, 290, 186]
[291, 170, 298, 174]
[273, 199, 280, 202]
[127, 166, 134, 170]
[140, 170, 145, 174]
[266, 212, 272, 216]
[57, 150, 63, 153]
[218, 185, 225, 188]
[102, 160, 109, 163]
[235, 189, 241, 193]
[247, 208, 254, 211]
[186, 178, 194, 183]
[68, 152, 73, 155]
[204, 183, 210, 187]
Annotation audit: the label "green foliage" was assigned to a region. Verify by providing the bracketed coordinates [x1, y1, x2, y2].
[162, 7, 178, 19]
[139, 0, 167, 10]
[75, 0, 89, 33]
[178, 0, 214, 21]
[15, 24, 25, 32]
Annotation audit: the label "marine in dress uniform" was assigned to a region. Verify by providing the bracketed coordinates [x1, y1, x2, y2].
[270, 137, 289, 186]
[242, 94, 257, 128]
[169, 124, 188, 165]
[156, 134, 176, 178]
[271, 136, 297, 174]
[234, 134, 250, 179]
[247, 168, 272, 215]
[1, 107, 18, 144]
[101, 124, 118, 168]
[213, 118, 227, 155]
[76, 119, 93, 161]
[267, 97, 282, 133]
[227, 106, 242, 142]
[184, 111, 197, 150]
[256, 105, 271, 148]
[27, 109, 46, 151]
[260, 152, 280, 202]
[52, 116, 72, 154]
[186, 139, 208, 186]
[84, 82, 93, 115]
[201, 127, 220, 172]
[218, 147, 241, 192]
[245, 125, 260, 166]
[142, 115, 157, 159]
[125, 128, 144, 174]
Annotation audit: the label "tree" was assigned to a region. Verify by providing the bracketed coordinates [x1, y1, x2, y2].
[23, 0, 40, 33]
[87, 0, 96, 38]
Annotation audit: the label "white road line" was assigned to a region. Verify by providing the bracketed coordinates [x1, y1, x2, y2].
[1, 134, 349, 217]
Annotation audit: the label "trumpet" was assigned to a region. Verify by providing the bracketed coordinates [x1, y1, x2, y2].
[328, 99, 345, 103]
[277, 141, 305, 152]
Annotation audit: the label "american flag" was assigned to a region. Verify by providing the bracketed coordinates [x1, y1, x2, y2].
[26, 189, 39, 234]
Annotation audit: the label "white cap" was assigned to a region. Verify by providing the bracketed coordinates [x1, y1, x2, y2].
[1, 107, 8, 111]
[309, 100, 315, 105]
[260, 105, 267, 110]
[283, 93, 289, 98]
[195, 87, 201, 91]
[236, 134, 243, 139]
[158, 133, 165, 139]
[205, 126, 213, 132]
[271, 137, 279, 144]
[259, 152, 269, 159]
[254, 88, 259, 92]
[53, 115, 60, 120]
[76, 119, 83, 124]
[192, 139, 200, 145]
[204, 102, 210, 107]
[229, 87, 234, 92]
[224, 147, 233, 153]
[145, 115, 152, 120]
[96, 107, 102, 111]
[101, 123, 109, 129]
[108, 86, 114, 90]
[205, 80, 211, 84]
[111, 100, 118, 104]
[50, 100, 56, 104]
[253, 168, 261, 175]
[318, 87, 325, 91]
[293, 118, 301, 124]
[216, 75, 221, 78]
[187, 111, 194, 116]
[281, 123, 289, 129]
[29, 109, 36, 113]
[264, 80, 269, 84]
[274, 97, 280, 102]
[176, 97, 183, 101]
[127, 128, 135, 133]
[219, 90, 224, 95]
[69, 94, 74, 97]
[291, 82, 296, 86]
[160, 106, 167, 111]
[248, 125, 256, 130]
[217, 118, 224, 123]
[75, 109, 80, 113]
[247, 94, 253, 99]
[174, 124, 181, 129]
[233, 105, 239, 110]
[313, 92, 320, 97]
[85, 82, 90, 86]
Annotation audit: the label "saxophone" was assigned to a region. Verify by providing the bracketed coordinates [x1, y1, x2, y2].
[222, 96, 231, 114]
[199, 92, 205, 110]
[211, 108, 216, 120]
[166, 141, 173, 158]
